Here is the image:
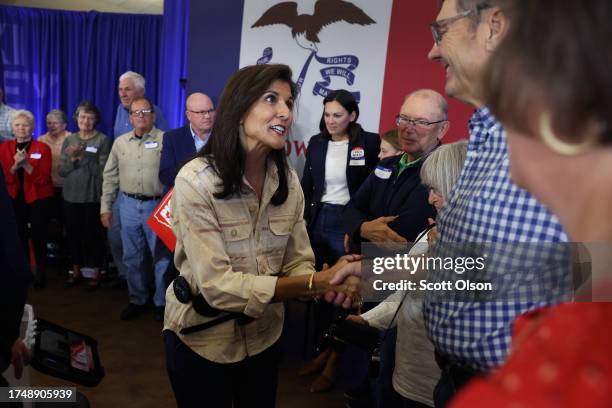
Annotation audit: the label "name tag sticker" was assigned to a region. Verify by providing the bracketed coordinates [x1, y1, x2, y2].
[144, 141, 158, 149]
[30, 153, 42, 159]
[349, 159, 365, 166]
[374, 166, 392, 179]
[85, 146, 98, 153]
[351, 147, 365, 159]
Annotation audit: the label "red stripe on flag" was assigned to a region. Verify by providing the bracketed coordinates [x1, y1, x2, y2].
[379, 0, 473, 142]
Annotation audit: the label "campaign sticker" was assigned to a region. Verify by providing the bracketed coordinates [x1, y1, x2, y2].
[30, 153, 42, 159]
[144, 141, 159, 149]
[374, 166, 392, 179]
[85, 146, 98, 154]
[351, 147, 365, 159]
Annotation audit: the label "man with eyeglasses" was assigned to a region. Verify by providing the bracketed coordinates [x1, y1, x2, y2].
[108, 71, 168, 292]
[101, 97, 171, 321]
[343, 89, 449, 250]
[159, 92, 215, 188]
[423, 1, 570, 406]
[341, 89, 447, 407]
[114, 71, 168, 140]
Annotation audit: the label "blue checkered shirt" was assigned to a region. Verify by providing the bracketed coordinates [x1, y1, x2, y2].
[422, 107, 570, 371]
[0, 103, 15, 142]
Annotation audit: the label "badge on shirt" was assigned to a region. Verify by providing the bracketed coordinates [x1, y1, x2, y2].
[349, 159, 366, 166]
[351, 147, 365, 159]
[85, 146, 98, 154]
[144, 141, 159, 149]
[30, 152, 42, 160]
[374, 166, 392, 179]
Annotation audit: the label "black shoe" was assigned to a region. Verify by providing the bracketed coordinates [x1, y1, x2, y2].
[153, 306, 165, 322]
[120, 303, 147, 320]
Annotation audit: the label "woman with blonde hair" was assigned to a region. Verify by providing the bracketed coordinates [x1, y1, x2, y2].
[0, 110, 53, 288]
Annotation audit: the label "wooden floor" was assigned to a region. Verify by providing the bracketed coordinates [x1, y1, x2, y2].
[25, 268, 365, 407]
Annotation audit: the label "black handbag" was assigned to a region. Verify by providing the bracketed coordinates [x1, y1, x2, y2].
[30, 318, 105, 387]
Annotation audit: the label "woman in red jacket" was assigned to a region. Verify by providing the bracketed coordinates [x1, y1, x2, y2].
[0, 109, 54, 288]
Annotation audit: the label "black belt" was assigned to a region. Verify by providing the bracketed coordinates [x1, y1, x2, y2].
[123, 192, 161, 201]
[320, 203, 346, 208]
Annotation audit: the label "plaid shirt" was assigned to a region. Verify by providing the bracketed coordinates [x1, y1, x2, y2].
[423, 107, 569, 371]
[0, 103, 15, 142]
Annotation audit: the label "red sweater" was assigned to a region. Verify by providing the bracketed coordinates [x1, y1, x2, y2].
[0, 139, 54, 203]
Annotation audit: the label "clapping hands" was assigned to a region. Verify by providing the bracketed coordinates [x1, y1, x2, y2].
[65, 144, 85, 161]
[13, 148, 28, 167]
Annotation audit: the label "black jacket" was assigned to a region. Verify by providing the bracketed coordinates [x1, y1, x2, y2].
[343, 154, 436, 247]
[301, 130, 380, 230]
[0, 170, 31, 373]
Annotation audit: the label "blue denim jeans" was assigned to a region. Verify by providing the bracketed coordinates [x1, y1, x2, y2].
[108, 199, 127, 279]
[309, 203, 346, 270]
[118, 192, 170, 306]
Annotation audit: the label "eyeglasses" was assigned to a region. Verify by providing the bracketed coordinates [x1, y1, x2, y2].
[395, 115, 447, 129]
[430, 4, 490, 45]
[130, 109, 153, 117]
[188, 109, 216, 117]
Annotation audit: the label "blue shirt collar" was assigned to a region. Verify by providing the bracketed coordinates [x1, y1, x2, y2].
[468, 106, 505, 146]
[189, 124, 210, 152]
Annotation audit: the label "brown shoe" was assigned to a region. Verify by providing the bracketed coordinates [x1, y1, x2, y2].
[310, 373, 335, 393]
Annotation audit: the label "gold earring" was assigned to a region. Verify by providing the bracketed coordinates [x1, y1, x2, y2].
[539, 113, 597, 156]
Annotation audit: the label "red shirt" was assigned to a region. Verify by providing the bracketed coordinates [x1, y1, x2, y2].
[451, 302, 612, 408]
[0, 139, 54, 203]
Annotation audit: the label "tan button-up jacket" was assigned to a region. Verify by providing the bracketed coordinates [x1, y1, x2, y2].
[164, 157, 315, 363]
[100, 127, 165, 213]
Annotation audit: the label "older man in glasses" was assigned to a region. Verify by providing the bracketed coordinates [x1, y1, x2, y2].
[159, 92, 215, 189]
[343, 89, 449, 250]
[114, 71, 168, 140]
[423, 1, 570, 406]
[108, 71, 169, 293]
[101, 97, 170, 322]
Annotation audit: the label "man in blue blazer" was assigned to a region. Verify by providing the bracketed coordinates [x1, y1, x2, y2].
[159, 93, 215, 189]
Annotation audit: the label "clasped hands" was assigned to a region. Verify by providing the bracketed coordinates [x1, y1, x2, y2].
[11, 149, 30, 172]
[316, 255, 363, 309]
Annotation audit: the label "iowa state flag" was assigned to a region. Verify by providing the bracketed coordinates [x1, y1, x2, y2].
[189, 1, 472, 173]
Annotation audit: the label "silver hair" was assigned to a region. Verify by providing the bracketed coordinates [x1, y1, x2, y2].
[46, 109, 68, 124]
[11, 109, 35, 128]
[119, 71, 145, 90]
[420, 140, 468, 199]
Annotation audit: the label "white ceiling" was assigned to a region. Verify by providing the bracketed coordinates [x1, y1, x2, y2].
[3, 0, 164, 14]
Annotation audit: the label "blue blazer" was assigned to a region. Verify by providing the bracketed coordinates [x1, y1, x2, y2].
[301, 129, 380, 230]
[159, 125, 198, 188]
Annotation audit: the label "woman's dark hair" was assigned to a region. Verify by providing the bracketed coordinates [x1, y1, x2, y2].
[318, 89, 362, 143]
[484, 0, 612, 145]
[73, 100, 101, 126]
[199, 64, 296, 205]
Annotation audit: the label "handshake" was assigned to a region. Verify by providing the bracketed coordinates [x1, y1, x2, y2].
[315, 255, 363, 309]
